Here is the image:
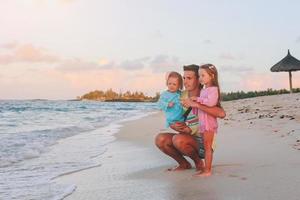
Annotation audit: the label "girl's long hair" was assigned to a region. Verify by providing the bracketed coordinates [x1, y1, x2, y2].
[200, 64, 221, 107]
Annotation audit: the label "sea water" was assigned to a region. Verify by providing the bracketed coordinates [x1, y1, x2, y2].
[0, 100, 158, 200]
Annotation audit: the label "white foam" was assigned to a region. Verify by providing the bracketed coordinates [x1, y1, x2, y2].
[51, 184, 77, 200]
[118, 111, 158, 123]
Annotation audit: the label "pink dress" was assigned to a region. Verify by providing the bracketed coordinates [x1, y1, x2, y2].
[193, 86, 218, 133]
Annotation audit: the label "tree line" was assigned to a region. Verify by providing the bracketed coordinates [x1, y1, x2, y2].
[79, 89, 159, 102]
[221, 88, 300, 101]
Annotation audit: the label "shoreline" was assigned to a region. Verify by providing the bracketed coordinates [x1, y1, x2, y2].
[56, 93, 300, 200]
[51, 111, 160, 183]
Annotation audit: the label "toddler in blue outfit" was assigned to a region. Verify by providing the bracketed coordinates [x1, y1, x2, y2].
[158, 71, 185, 127]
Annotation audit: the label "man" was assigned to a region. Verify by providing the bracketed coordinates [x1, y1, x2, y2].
[155, 64, 226, 171]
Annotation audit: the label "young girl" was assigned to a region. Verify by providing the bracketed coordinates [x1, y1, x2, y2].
[158, 71, 185, 128]
[191, 64, 221, 177]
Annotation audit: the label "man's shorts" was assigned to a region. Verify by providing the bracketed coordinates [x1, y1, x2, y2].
[194, 135, 205, 159]
[193, 135, 216, 159]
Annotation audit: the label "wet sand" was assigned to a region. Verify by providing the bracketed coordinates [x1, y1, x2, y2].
[56, 93, 300, 200]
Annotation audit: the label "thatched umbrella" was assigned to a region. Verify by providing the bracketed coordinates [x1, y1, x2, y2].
[270, 50, 300, 93]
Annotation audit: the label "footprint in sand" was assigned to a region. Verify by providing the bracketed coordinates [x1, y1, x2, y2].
[214, 163, 243, 168]
[228, 174, 248, 181]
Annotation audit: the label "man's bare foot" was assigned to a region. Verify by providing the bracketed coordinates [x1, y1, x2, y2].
[166, 163, 192, 171]
[195, 160, 204, 171]
[193, 171, 212, 177]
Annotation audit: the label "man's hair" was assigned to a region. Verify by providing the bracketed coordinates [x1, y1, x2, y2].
[183, 64, 200, 78]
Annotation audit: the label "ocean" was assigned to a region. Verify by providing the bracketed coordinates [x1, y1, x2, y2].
[0, 100, 158, 200]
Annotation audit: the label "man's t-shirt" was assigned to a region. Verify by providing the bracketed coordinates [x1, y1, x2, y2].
[181, 90, 200, 137]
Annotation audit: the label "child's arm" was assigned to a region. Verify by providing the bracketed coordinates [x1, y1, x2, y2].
[182, 93, 225, 119]
[197, 104, 226, 119]
[197, 87, 218, 107]
[158, 93, 169, 111]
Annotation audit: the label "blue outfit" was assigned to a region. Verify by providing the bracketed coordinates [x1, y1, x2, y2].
[158, 90, 185, 127]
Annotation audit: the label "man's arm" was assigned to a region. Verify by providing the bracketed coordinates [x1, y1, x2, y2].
[197, 104, 226, 119]
[181, 98, 226, 119]
[170, 122, 192, 134]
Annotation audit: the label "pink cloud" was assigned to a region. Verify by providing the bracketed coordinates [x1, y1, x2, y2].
[0, 48, 188, 98]
[0, 42, 18, 49]
[240, 72, 300, 91]
[0, 43, 61, 64]
[52, 57, 167, 96]
[57, 59, 102, 71]
[45, 67, 164, 97]
[126, 70, 164, 95]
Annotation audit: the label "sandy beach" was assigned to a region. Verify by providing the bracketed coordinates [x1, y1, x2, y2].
[56, 93, 300, 200]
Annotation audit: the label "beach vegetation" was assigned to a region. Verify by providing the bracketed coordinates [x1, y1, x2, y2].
[221, 88, 300, 101]
[79, 89, 160, 102]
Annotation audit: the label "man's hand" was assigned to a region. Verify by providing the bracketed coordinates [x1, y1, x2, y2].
[170, 122, 192, 134]
[181, 98, 198, 108]
[190, 96, 197, 101]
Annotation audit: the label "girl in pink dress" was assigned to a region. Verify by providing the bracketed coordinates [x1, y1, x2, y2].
[191, 64, 221, 177]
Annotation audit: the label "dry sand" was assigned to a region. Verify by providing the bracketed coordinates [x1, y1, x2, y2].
[56, 93, 300, 200]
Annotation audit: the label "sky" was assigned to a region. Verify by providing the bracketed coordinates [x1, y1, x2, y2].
[1, 0, 300, 100]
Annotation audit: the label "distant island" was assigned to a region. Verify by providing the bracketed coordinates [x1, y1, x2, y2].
[78, 89, 159, 102]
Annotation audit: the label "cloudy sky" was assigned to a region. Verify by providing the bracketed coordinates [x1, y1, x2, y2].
[1, 0, 300, 99]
